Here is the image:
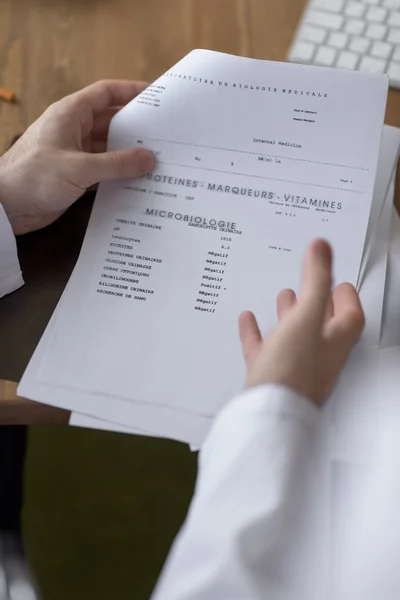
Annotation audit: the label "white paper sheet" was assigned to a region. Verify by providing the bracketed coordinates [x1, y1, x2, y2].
[69, 129, 400, 442]
[18, 50, 389, 443]
[28, 179, 398, 448]
[71, 181, 397, 444]
[381, 208, 400, 349]
[358, 127, 400, 287]
[329, 180, 396, 462]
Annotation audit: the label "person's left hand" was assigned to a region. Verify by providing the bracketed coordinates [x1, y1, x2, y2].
[0, 80, 155, 235]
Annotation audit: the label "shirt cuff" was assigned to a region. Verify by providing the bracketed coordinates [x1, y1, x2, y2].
[0, 204, 24, 298]
[215, 384, 319, 432]
[199, 384, 320, 479]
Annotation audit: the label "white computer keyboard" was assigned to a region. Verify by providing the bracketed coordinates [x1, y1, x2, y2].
[289, 0, 400, 87]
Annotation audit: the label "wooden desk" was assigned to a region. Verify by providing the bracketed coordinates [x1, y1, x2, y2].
[1, 0, 400, 423]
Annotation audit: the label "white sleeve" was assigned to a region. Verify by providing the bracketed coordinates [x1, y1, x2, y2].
[0, 204, 24, 298]
[152, 385, 329, 600]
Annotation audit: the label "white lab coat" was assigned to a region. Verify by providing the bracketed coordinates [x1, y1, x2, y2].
[0, 204, 24, 299]
[152, 386, 330, 600]
[0, 206, 37, 597]
[150, 213, 400, 600]
[2, 203, 400, 600]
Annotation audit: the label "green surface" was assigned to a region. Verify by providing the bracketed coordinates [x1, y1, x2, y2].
[23, 425, 197, 599]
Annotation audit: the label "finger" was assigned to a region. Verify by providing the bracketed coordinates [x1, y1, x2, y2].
[91, 140, 107, 154]
[239, 311, 262, 367]
[67, 80, 149, 114]
[298, 239, 332, 326]
[80, 148, 155, 185]
[54, 81, 149, 140]
[277, 288, 297, 320]
[325, 283, 365, 347]
[332, 283, 364, 322]
[92, 107, 121, 138]
[84, 137, 115, 153]
[325, 295, 334, 321]
[82, 138, 109, 153]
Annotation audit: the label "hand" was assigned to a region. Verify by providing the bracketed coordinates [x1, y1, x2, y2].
[239, 239, 365, 406]
[0, 80, 155, 235]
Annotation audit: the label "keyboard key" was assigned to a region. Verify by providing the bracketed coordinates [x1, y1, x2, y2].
[388, 27, 400, 42]
[388, 11, 400, 27]
[336, 50, 360, 69]
[311, 0, 344, 11]
[328, 31, 349, 48]
[315, 46, 338, 65]
[371, 40, 392, 58]
[359, 55, 387, 72]
[345, 19, 365, 34]
[306, 10, 343, 29]
[345, 2, 366, 17]
[299, 24, 328, 44]
[388, 60, 400, 85]
[366, 7, 388, 22]
[349, 36, 371, 53]
[288, 0, 400, 88]
[383, 0, 400, 8]
[291, 41, 316, 62]
[366, 23, 388, 39]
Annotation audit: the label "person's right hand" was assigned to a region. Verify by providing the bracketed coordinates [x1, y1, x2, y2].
[239, 239, 365, 406]
[0, 80, 155, 235]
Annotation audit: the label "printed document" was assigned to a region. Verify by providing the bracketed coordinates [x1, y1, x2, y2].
[69, 127, 400, 440]
[18, 50, 388, 427]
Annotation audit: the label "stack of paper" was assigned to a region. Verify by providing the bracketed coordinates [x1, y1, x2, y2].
[17, 50, 399, 454]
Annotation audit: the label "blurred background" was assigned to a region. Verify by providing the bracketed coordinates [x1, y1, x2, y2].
[1, 0, 399, 598]
[0, 0, 310, 153]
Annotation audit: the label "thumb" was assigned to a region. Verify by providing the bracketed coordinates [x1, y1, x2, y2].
[83, 148, 155, 184]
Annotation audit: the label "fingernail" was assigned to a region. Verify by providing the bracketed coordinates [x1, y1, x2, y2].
[137, 150, 155, 174]
[314, 239, 332, 263]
